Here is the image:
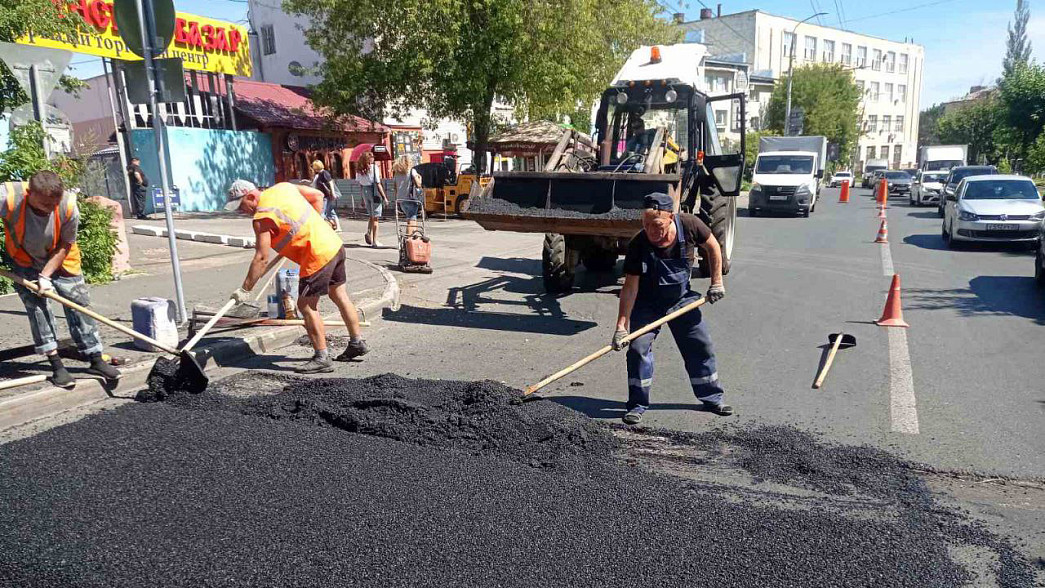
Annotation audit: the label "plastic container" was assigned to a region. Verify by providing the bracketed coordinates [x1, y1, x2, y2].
[267, 295, 280, 319]
[275, 268, 299, 319]
[130, 297, 179, 352]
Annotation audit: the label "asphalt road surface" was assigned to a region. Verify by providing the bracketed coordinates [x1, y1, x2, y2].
[2, 187, 1043, 585]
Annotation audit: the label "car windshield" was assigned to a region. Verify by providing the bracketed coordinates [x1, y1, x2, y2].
[963, 180, 1041, 200]
[949, 168, 995, 185]
[835, 172, 851, 177]
[884, 171, 909, 179]
[866, 166, 886, 173]
[756, 155, 814, 174]
[923, 173, 947, 182]
[607, 102, 689, 164]
[925, 160, 963, 171]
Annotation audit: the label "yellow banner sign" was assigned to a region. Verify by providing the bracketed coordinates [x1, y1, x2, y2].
[17, 1, 251, 77]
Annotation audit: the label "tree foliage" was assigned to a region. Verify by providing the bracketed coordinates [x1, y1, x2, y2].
[918, 104, 945, 147]
[282, 0, 678, 171]
[0, 0, 86, 112]
[764, 63, 861, 166]
[998, 63, 1045, 158]
[1003, 0, 1032, 79]
[936, 96, 1004, 165]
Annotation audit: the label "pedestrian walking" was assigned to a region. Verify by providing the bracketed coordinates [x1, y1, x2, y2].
[311, 159, 340, 231]
[611, 192, 732, 424]
[225, 179, 369, 373]
[356, 151, 389, 247]
[127, 157, 149, 220]
[1, 171, 121, 388]
[391, 155, 423, 236]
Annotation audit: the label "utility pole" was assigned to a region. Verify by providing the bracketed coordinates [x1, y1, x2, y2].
[785, 12, 827, 135]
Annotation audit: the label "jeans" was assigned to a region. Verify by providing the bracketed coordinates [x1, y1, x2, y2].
[323, 197, 338, 221]
[11, 264, 104, 356]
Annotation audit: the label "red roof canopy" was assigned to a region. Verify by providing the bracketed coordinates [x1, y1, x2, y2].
[231, 78, 387, 134]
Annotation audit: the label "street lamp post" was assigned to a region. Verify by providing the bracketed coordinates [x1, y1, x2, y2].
[784, 12, 828, 135]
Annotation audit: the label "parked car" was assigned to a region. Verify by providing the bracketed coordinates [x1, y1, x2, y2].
[941, 175, 1045, 248]
[937, 165, 998, 217]
[862, 166, 888, 188]
[911, 170, 948, 206]
[829, 170, 853, 188]
[901, 168, 920, 178]
[883, 170, 913, 196]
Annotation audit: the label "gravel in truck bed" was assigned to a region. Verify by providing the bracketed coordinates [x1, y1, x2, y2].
[468, 196, 643, 220]
[0, 373, 1039, 587]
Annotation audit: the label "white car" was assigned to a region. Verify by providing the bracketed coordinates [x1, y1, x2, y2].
[911, 171, 947, 206]
[829, 171, 853, 188]
[941, 175, 1045, 248]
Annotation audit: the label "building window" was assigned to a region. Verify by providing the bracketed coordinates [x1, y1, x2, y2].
[870, 81, 880, 102]
[872, 49, 883, 70]
[856, 80, 865, 94]
[880, 146, 890, 159]
[804, 36, 817, 61]
[893, 145, 902, 166]
[783, 32, 795, 57]
[885, 51, 896, 73]
[884, 82, 894, 103]
[856, 46, 867, 67]
[882, 115, 891, 133]
[841, 43, 852, 65]
[897, 84, 907, 103]
[866, 146, 876, 162]
[715, 109, 727, 128]
[899, 53, 909, 74]
[895, 115, 904, 132]
[867, 115, 878, 132]
[260, 25, 276, 56]
[823, 40, 835, 62]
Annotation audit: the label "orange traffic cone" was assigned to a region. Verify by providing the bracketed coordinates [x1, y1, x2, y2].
[878, 178, 889, 208]
[875, 219, 889, 243]
[876, 274, 909, 328]
[839, 180, 850, 203]
[877, 204, 887, 219]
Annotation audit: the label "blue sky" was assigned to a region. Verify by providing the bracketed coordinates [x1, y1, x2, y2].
[67, 0, 1038, 111]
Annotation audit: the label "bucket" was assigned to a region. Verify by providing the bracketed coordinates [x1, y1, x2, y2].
[275, 269, 299, 319]
[130, 297, 179, 352]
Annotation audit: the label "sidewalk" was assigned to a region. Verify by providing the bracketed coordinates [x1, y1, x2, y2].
[0, 215, 399, 429]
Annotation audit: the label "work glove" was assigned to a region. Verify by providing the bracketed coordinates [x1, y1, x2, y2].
[706, 283, 725, 304]
[231, 287, 252, 304]
[36, 275, 54, 296]
[611, 327, 629, 351]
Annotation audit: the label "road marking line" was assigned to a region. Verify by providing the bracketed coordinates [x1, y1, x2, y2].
[888, 327, 920, 434]
[880, 243, 894, 276]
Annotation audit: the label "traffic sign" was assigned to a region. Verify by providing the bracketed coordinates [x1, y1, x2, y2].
[113, 0, 176, 58]
[0, 42, 72, 100]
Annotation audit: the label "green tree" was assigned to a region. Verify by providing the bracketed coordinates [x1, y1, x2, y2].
[998, 63, 1045, 157]
[936, 96, 1005, 165]
[0, 0, 87, 113]
[1002, 0, 1032, 79]
[918, 104, 945, 147]
[282, 0, 678, 172]
[764, 63, 861, 165]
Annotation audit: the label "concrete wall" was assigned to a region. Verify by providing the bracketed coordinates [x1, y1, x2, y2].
[131, 128, 275, 212]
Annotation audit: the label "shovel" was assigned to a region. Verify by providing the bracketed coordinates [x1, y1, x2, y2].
[812, 333, 856, 389]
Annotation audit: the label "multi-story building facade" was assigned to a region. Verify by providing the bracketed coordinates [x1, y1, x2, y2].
[682, 9, 924, 171]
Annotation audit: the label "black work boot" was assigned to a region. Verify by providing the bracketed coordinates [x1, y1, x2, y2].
[703, 402, 734, 416]
[48, 355, 75, 389]
[87, 353, 121, 381]
[335, 339, 369, 361]
[295, 354, 334, 374]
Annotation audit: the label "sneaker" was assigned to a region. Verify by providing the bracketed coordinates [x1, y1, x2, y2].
[86, 353, 121, 380]
[364, 233, 372, 245]
[622, 409, 643, 425]
[703, 402, 734, 416]
[294, 356, 334, 374]
[335, 340, 369, 361]
[48, 356, 75, 389]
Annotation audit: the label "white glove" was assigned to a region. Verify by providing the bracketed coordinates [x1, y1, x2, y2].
[706, 283, 725, 304]
[231, 287, 252, 304]
[36, 275, 54, 295]
[611, 327, 629, 351]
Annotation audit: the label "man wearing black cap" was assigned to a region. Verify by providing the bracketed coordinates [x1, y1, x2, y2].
[611, 192, 731, 424]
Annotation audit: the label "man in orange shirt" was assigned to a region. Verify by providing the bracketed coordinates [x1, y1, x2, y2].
[226, 180, 368, 373]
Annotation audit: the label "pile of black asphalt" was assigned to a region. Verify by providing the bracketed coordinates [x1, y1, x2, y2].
[468, 196, 643, 220]
[0, 373, 1038, 587]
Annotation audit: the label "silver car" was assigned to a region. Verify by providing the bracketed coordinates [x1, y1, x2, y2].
[942, 175, 1045, 248]
[911, 171, 947, 206]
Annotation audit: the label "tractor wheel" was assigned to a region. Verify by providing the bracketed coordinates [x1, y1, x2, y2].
[582, 250, 618, 272]
[454, 195, 469, 216]
[542, 233, 576, 293]
[697, 190, 736, 277]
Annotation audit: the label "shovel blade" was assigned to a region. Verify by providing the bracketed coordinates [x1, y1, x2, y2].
[178, 350, 209, 393]
[828, 333, 857, 349]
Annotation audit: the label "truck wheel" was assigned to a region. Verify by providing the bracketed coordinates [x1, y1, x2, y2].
[543, 233, 576, 293]
[582, 250, 617, 272]
[698, 192, 736, 277]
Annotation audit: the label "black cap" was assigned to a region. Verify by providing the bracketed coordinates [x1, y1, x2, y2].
[643, 192, 673, 212]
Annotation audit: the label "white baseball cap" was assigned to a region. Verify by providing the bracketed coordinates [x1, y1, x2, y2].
[225, 179, 258, 211]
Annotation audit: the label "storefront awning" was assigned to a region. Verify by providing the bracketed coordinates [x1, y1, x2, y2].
[233, 79, 388, 134]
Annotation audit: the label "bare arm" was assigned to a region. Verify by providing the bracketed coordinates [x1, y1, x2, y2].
[241, 220, 276, 291]
[295, 185, 326, 214]
[699, 234, 723, 286]
[616, 274, 640, 331]
[39, 242, 73, 279]
[376, 179, 388, 202]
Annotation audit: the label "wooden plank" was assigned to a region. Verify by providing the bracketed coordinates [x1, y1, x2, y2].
[543, 129, 575, 172]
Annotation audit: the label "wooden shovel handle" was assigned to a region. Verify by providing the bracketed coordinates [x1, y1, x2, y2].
[0, 268, 180, 355]
[524, 297, 708, 395]
[813, 335, 844, 389]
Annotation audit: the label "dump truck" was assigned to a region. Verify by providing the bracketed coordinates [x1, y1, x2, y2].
[463, 44, 746, 292]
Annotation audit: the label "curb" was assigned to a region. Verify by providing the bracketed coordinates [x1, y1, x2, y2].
[131, 225, 255, 249]
[0, 257, 400, 433]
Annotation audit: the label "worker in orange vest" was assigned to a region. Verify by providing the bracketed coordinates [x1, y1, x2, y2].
[1, 171, 121, 388]
[225, 179, 368, 373]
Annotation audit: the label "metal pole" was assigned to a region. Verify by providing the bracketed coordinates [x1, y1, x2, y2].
[134, 0, 187, 324]
[101, 58, 132, 207]
[784, 13, 826, 136]
[28, 64, 50, 157]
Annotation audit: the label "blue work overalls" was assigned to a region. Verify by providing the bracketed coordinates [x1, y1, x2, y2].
[626, 215, 724, 413]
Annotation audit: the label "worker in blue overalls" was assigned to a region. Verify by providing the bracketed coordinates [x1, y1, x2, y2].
[612, 192, 731, 424]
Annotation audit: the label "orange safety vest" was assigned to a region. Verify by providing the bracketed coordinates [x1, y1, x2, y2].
[1, 181, 82, 275]
[253, 183, 342, 277]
